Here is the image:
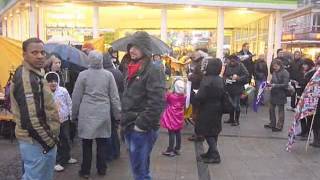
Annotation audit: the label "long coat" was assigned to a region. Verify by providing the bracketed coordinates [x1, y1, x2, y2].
[195, 75, 224, 136]
[224, 62, 249, 96]
[270, 67, 289, 105]
[72, 68, 121, 139]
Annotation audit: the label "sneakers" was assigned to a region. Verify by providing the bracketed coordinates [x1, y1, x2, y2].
[162, 151, 175, 157]
[54, 164, 64, 172]
[68, 158, 78, 164]
[202, 157, 221, 164]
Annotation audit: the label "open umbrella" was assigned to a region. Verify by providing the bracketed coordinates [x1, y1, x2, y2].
[44, 43, 89, 69]
[111, 33, 172, 55]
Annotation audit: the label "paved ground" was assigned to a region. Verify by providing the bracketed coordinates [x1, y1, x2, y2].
[1, 104, 320, 180]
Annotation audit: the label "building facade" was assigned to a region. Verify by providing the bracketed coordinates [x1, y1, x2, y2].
[0, 0, 297, 64]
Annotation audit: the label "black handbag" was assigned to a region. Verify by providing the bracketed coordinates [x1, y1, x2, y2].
[222, 91, 234, 114]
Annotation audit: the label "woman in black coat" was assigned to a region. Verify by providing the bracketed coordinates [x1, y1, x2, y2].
[195, 58, 224, 164]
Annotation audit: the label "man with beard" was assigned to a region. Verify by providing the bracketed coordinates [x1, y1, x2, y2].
[121, 31, 166, 180]
[187, 51, 204, 141]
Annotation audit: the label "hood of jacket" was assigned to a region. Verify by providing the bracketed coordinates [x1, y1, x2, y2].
[206, 58, 222, 76]
[103, 53, 114, 69]
[130, 31, 152, 58]
[44, 71, 60, 86]
[88, 50, 103, 69]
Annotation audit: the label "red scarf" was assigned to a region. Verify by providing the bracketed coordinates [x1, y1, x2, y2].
[127, 61, 142, 80]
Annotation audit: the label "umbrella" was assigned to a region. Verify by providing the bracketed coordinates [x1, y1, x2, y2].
[111, 33, 172, 55]
[47, 35, 81, 45]
[44, 43, 89, 69]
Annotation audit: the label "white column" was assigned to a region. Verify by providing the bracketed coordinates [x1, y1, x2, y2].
[216, 8, 224, 59]
[38, 5, 45, 40]
[274, 11, 283, 55]
[267, 13, 275, 79]
[17, 14, 22, 40]
[93, 6, 99, 38]
[2, 19, 7, 37]
[161, 8, 168, 43]
[29, 0, 37, 37]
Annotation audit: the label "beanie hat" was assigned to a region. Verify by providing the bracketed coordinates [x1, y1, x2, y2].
[173, 79, 185, 94]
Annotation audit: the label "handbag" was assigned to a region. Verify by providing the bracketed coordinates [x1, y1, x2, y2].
[286, 83, 295, 97]
[222, 91, 234, 114]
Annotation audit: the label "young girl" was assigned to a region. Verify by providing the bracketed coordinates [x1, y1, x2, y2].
[161, 79, 186, 157]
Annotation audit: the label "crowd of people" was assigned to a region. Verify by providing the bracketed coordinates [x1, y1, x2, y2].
[8, 31, 320, 180]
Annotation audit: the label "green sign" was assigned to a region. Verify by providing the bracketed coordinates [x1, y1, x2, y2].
[205, 0, 297, 4]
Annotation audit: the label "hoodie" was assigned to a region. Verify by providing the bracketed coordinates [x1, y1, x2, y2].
[45, 72, 72, 123]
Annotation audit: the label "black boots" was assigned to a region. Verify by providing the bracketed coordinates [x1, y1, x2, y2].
[231, 110, 240, 126]
[310, 129, 320, 148]
[224, 112, 234, 124]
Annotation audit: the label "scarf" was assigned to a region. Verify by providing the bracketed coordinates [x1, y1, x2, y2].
[127, 61, 142, 80]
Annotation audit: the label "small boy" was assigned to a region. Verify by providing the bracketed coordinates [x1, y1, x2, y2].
[45, 72, 77, 172]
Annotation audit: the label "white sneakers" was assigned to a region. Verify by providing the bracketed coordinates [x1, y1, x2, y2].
[55, 158, 78, 172]
[68, 158, 78, 164]
[54, 164, 64, 172]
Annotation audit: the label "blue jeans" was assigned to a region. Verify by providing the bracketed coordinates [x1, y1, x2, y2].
[19, 141, 57, 180]
[125, 129, 158, 180]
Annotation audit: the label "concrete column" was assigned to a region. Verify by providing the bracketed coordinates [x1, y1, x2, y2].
[93, 6, 99, 38]
[161, 8, 168, 43]
[38, 5, 45, 40]
[267, 13, 275, 78]
[29, 0, 37, 37]
[274, 11, 283, 55]
[216, 8, 224, 59]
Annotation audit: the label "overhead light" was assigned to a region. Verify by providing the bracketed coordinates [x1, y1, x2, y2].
[25, 3, 30, 7]
[4, 17, 7, 20]
[16, 9, 20, 13]
[9, 13, 13, 17]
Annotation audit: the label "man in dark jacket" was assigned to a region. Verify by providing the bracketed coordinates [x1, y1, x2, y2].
[238, 43, 254, 83]
[271, 49, 291, 74]
[10, 38, 60, 180]
[223, 54, 249, 126]
[121, 31, 166, 180]
[187, 51, 204, 141]
[288, 51, 304, 111]
[103, 54, 124, 161]
[265, 59, 290, 132]
[253, 55, 268, 104]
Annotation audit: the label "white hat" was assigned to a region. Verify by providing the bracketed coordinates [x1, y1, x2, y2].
[174, 79, 185, 94]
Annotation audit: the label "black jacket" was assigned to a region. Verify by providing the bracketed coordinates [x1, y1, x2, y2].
[121, 32, 166, 131]
[254, 59, 268, 81]
[239, 50, 254, 83]
[224, 62, 249, 95]
[103, 54, 124, 94]
[288, 58, 304, 82]
[187, 58, 203, 90]
[195, 59, 224, 136]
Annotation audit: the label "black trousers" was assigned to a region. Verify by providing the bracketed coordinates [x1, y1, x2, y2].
[106, 120, 120, 161]
[205, 136, 220, 159]
[81, 138, 108, 174]
[56, 120, 71, 165]
[167, 130, 181, 151]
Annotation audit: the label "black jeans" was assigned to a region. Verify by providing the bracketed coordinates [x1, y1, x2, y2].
[205, 136, 220, 159]
[56, 120, 71, 165]
[81, 138, 108, 174]
[167, 130, 181, 152]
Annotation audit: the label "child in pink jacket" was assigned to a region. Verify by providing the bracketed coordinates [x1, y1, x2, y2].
[161, 79, 186, 157]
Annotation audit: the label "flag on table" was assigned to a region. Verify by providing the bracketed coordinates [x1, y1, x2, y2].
[253, 81, 267, 112]
[286, 68, 320, 152]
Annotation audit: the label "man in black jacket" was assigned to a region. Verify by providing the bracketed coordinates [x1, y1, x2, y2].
[288, 51, 304, 111]
[224, 54, 249, 126]
[103, 54, 124, 161]
[121, 31, 166, 180]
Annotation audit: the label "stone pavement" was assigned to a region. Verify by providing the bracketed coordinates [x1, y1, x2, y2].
[1, 105, 320, 180]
